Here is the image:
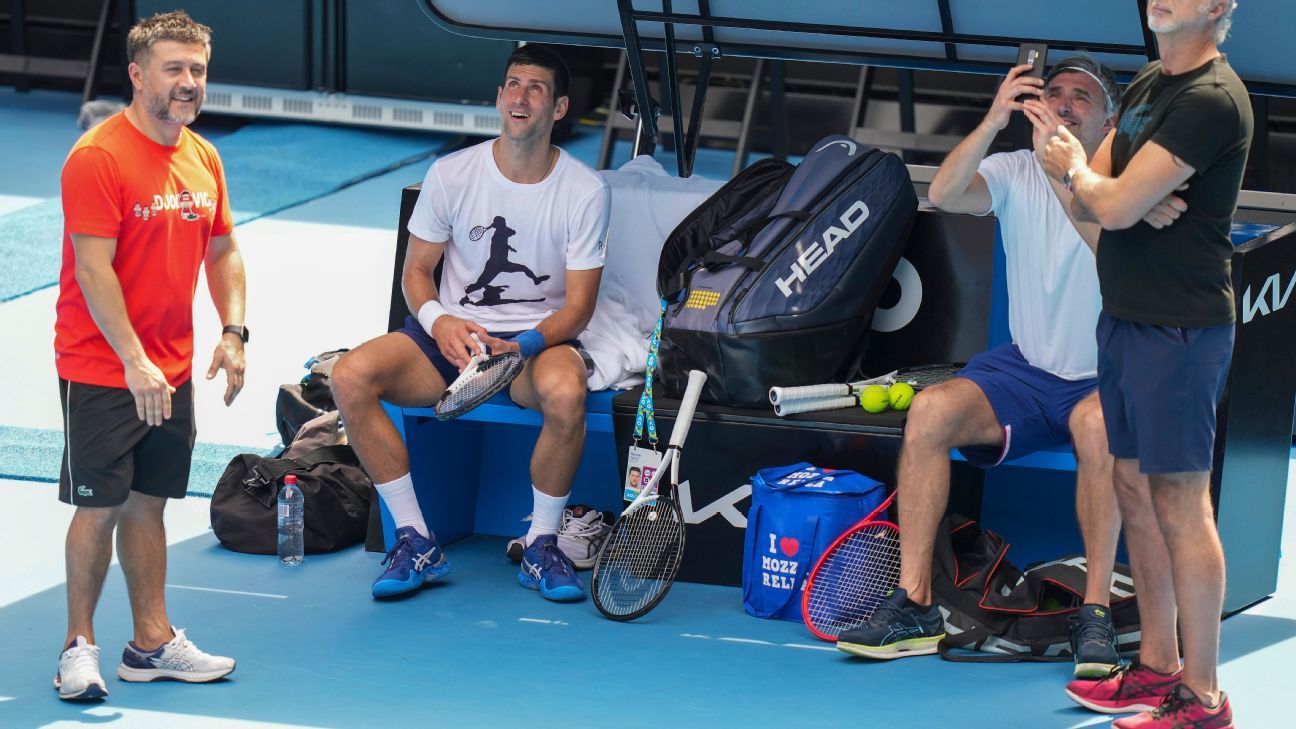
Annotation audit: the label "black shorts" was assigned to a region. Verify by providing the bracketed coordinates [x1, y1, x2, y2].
[58, 378, 196, 507]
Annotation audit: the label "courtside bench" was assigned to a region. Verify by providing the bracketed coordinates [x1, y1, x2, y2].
[377, 389, 623, 549]
[384, 181, 1295, 613]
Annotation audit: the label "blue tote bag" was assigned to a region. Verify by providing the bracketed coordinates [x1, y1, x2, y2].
[742, 463, 886, 622]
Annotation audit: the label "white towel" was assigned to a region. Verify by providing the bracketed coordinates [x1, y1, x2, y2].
[582, 157, 725, 390]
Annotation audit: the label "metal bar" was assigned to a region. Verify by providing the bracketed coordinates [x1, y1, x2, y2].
[598, 51, 629, 170]
[769, 60, 786, 160]
[0, 53, 91, 79]
[616, 0, 659, 148]
[936, 0, 956, 62]
[897, 68, 915, 164]
[630, 9, 1149, 55]
[336, 0, 348, 92]
[661, 1, 687, 177]
[81, 0, 114, 105]
[732, 58, 765, 177]
[12, 0, 28, 91]
[848, 65, 869, 132]
[682, 50, 713, 177]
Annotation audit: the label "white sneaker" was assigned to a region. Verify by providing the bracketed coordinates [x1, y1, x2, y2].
[505, 505, 612, 570]
[54, 636, 108, 700]
[117, 627, 236, 683]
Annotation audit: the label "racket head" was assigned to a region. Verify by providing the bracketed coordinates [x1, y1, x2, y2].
[469, 225, 487, 241]
[434, 351, 525, 420]
[592, 486, 686, 621]
[801, 518, 902, 641]
[898, 363, 964, 390]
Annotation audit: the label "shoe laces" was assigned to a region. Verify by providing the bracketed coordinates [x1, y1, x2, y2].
[380, 535, 413, 569]
[560, 510, 606, 539]
[1074, 612, 1117, 647]
[1151, 689, 1191, 718]
[154, 628, 200, 662]
[538, 540, 576, 577]
[64, 643, 100, 674]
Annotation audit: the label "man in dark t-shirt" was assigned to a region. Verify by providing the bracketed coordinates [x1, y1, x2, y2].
[1042, 2, 1250, 727]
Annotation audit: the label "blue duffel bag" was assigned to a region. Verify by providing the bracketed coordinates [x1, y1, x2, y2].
[742, 462, 887, 622]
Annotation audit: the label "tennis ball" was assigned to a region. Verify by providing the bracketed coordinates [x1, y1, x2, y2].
[888, 382, 916, 411]
[860, 385, 890, 413]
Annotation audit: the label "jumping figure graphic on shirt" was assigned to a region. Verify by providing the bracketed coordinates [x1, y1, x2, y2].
[462, 215, 550, 307]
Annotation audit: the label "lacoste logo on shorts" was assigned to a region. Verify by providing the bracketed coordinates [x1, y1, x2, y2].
[77, 485, 93, 497]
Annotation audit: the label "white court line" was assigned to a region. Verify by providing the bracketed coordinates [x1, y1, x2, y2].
[782, 642, 838, 652]
[519, 617, 569, 626]
[681, 633, 836, 652]
[166, 584, 288, 599]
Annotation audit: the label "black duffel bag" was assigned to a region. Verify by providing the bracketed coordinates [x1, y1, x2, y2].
[275, 349, 347, 446]
[212, 412, 373, 554]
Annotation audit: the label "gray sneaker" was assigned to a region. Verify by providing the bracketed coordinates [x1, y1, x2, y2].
[506, 505, 612, 569]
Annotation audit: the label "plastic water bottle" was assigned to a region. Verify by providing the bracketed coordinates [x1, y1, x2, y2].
[278, 474, 304, 566]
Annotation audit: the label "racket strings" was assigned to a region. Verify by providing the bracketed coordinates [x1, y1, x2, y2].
[804, 524, 902, 638]
[905, 364, 963, 389]
[437, 354, 524, 418]
[594, 500, 684, 615]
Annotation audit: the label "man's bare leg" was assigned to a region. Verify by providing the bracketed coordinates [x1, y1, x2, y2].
[1150, 471, 1224, 706]
[65, 506, 122, 647]
[1068, 393, 1121, 606]
[1113, 459, 1180, 674]
[896, 378, 1003, 606]
[115, 491, 173, 650]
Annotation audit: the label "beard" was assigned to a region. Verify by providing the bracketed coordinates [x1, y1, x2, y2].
[145, 87, 203, 126]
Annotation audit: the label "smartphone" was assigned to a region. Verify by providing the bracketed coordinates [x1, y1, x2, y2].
[1015, 42, 1048, 104]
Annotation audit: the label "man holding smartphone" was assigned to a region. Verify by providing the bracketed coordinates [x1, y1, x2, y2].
[837, 53, 1130, 680]
[1043, 2, 1249, 726]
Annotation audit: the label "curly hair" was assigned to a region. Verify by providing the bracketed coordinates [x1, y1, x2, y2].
[127, 10, 212, 64]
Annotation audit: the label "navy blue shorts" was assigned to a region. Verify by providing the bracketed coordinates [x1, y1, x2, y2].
[395, 315, 593, 392]
[955, 344, 1097, 468]
[1096, 312, 1233, 474]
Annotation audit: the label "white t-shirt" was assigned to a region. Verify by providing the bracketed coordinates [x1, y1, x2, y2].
[408, 139, 611, 332]
[977, 149, 1101, 380]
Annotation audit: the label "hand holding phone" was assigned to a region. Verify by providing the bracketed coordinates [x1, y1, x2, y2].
[1015, 43, 1049, 104]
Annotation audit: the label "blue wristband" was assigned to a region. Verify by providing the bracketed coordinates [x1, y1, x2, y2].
[513, 329, 546, 359]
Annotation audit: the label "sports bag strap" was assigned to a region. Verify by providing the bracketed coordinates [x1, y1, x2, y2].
[738, 209, 810, 249]
[249, 445, 360, 484]
[937, 640, 1071, 663]
[700, 250, 765, 271]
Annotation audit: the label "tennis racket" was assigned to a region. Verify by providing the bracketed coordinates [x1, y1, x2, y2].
[801, 492, 901, 641]
[469, 225, 488, 241]
[433, 333, 525, 421]
[592, 369, 707, 621]
[769, 363, 965, 408]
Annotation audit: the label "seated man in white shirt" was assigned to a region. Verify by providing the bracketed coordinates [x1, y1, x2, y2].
[331, 45, 611, 603]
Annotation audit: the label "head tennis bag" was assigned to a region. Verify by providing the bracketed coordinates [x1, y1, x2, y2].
[932, 514, 1142, 662]
[741, 463, 886, 622]
[657, 135, 917, 406]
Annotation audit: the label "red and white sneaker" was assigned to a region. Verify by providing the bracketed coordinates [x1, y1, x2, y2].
[1112, 685, 1233, 728]
[1065, 659, 1182, 714]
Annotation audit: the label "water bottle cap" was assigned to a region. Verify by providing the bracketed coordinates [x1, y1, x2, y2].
[284, 474, 298, 485]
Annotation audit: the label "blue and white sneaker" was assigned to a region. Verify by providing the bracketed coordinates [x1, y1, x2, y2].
[518, 534, 586, 602]
[117, 627, 235, 683]
[371, 526, 451, 598]
[836, 587, 946, 659]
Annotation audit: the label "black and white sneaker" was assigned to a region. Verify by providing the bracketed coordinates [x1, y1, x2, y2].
[506, 505, 612, 569]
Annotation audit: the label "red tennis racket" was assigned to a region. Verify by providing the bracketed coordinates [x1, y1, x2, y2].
[801, 492, 901, 641]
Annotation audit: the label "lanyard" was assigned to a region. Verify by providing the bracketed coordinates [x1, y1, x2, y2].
[632, 298, 667, 448]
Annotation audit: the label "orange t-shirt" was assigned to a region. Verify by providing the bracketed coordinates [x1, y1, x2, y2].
[55, 112, 234, 388]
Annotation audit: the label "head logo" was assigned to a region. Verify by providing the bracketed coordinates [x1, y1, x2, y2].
[775, 200, 870, 298]
[813, 139, 858, 157]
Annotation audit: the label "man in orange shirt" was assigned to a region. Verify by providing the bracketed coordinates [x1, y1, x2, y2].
[53, 11, 245, 700]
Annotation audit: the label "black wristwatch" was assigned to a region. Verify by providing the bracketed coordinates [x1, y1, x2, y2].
[222, 324, 249, 343]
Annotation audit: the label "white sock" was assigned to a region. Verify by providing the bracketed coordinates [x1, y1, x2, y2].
[525, 486, 569, 545]
[374, 473, 430, 539]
